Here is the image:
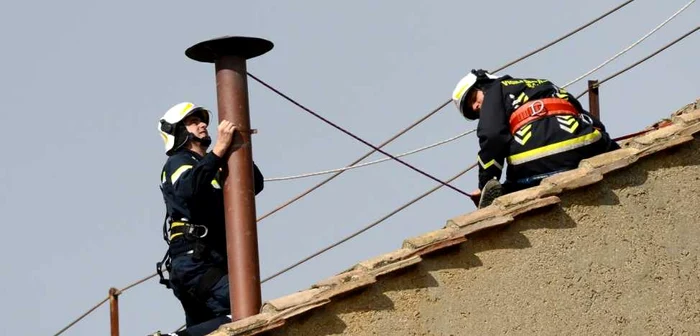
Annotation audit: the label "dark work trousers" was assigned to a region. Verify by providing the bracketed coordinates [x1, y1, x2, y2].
[169, 248, 231, 328]
[502, 169, 571, 194]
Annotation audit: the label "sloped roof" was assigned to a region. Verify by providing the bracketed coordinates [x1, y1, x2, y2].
[211, 97, 700, 336]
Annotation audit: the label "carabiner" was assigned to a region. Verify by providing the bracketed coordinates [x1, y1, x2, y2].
[529, 100, 545, 116]
[187, 224, 209, 239]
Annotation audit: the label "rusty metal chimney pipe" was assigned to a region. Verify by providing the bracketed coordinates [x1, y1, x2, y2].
[185, 36, 273, 319]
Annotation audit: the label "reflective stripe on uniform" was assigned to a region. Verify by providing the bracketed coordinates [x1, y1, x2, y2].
[170, 165, 193, 185]
[478, 155, 503, 170]
[211, 179, 221, 189]
[169, 221, 185, 240]
[507, 130, 602, 166]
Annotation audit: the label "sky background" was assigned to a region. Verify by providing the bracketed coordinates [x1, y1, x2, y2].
[1, 1, 698, 335]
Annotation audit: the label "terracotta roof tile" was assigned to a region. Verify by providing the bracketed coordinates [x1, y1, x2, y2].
[540, 167, 603, 191]
[402, 227, 460, 249]
[354, 248, 422, 277]
[579, 147, 640, 175]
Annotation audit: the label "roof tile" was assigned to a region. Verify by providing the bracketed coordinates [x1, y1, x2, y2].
[365, 255, 422, 277]
[493, 184, 558, 208]
[408, 235, 468, 257]
[402, 227, 459, 249]
[355, 248, 415, 271]
[354, 248, 422, 277]
[503, 195, 561, 218]
[633, 124, 685, 146]
[210, 312, 280, 336]
[262, 288, 326, 312]
[312, 269, 375, 292]
[672, 108, 700, 125]
[445, 206, 504, 228]
[579, 147, 640, 175]
[540, 168, 603, 191]
[637, 135, 694, 157]
[453, 215, 514, 236]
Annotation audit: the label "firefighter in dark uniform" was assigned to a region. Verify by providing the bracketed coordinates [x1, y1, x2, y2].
[153, 102, 264, 336]
[451, 69, 619, 208]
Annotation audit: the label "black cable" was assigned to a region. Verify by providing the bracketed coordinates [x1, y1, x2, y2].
[253, 0, 638, 219]
[577, 26, 699, 99]
[261, 164, 477, 284]
[248, 73, 473, 198]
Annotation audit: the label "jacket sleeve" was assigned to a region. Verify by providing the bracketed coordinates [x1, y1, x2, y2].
[476, 83, 511, 189]
[253, 162, 264, 195]
[167, 152, 225, 199]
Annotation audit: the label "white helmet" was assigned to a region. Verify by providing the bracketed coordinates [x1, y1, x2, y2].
[158, 102, 211, 155]
[451, 69, 499, 120]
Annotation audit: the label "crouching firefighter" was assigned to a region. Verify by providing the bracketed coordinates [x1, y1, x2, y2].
[451, 69, 619, 208]
[154, 102, 264, 335]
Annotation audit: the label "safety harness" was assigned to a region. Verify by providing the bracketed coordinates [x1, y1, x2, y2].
[156, 216, 228, 321]
[157, 218, 210, 288]
[509, 98, 579, 134]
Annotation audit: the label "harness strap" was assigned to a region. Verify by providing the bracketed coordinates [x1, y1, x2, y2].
[157, 218, 211, 290]
[509, 98, 578, 134]
[156, 249, 172, 289]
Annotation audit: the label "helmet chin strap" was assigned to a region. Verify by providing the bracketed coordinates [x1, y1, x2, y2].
[189, 133, 212, 147]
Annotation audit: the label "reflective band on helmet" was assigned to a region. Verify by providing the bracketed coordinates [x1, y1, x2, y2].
[507, 130, 602, 166]
[180, 103, 194, 116]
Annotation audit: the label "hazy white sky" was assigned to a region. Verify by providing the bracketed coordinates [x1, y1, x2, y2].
[1, 1, 697, 335]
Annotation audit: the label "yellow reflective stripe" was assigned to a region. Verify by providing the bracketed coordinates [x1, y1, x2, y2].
[161, 171, 166, 184]
[508, 130, 602, 165]
[169, 221, 186, 240]
[516, 123, 533, 136]
[211, 179, 221, 189]
[180, 103, 193, 116]
[454, 83, 471, 101]
[478, 155, 503, 170]
[170, 165, 193, 185]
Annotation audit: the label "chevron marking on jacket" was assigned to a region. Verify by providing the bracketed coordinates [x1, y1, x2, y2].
[514, 123, 533, 145]
[557, 116, 579, 133]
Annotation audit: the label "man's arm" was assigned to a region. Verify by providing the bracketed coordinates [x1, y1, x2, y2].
[476, 84, 511, 189]
[168, 153, 225, 199]
[169, 120, 237, 199]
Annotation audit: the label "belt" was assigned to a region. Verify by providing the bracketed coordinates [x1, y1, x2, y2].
[509, 98, 578, 134]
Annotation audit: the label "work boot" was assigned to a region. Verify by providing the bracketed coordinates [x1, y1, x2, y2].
[478, 179, 503, 208]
